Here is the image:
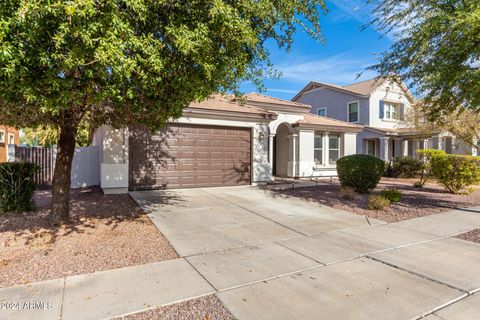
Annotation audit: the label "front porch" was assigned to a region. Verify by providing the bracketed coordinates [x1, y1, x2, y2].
[361, 131, 456, 161]
[268, 118, 361, 179]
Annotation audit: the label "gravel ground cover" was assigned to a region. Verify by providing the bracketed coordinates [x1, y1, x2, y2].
[275, 178, 480, 223]
[457, 229, 480, 244]
[0, 187, 178, 288]
[117, 294, 236, 320]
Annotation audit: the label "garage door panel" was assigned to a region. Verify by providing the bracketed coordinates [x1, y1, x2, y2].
[129, 124, 251, 190]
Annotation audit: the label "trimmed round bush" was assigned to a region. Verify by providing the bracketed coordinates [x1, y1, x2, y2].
[0, 162, 39, 212]
[391, 156, 423, 178]
[416, 149, 447, 187]
[431, 155, 480, 194]
[337, 155, 385, 194]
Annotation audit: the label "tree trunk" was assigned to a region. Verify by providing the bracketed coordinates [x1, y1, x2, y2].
[50, 122, 77, 224]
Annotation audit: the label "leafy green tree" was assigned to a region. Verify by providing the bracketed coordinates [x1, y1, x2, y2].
[22, 120, 93, 147]
[368, 0, 480, 119]
[0, 0, 326, 223]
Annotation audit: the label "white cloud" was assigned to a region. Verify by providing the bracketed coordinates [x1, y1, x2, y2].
[328, 0, 374, 24]
[276, 53, 378, 85]
[328, 0, 400, 41]
[265, 88, 300, 94]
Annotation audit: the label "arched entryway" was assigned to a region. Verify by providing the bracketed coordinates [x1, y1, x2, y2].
[270, 122, 296, 178]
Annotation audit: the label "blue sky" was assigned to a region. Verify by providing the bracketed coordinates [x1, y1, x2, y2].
[240, 0, 392, 100]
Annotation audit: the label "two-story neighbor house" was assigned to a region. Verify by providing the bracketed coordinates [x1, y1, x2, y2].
[292, 77, 474, 161]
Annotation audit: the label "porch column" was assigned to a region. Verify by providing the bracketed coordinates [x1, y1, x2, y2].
[379, 137, 390, 161]
[472, 137, 478, 156]
[402, 140, 409, 157]
[423, 138, 429, 150]
[412, 139, 418, 157]
[291, 134, 298, 177]
[323, 132, 329, 166]
[437, 136, 443, 151]
[451, 136, 457, 154]
[268, 134, 275, 175]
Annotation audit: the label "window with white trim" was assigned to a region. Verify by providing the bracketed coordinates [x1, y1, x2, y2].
[348, 102, 359, 122]
[329, 135, 340, 164]
[317, 107, 327, 117]
[384, 102, 401, 120]
[8, 133, 14, 144]
[314, 135, 323, 165]
[0, 130, 4, 143]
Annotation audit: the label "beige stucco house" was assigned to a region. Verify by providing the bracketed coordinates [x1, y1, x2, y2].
[93, 93, 362, 194]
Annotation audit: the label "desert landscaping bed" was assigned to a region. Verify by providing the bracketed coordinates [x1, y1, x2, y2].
[116, 294, 236, 320]
[275, 178, 480, 223]
[0, 187, 178, 288]
[457, 229, 480, 244]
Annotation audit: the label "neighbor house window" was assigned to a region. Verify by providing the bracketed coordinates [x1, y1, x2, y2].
[0, 130, 4, 143]
[348, 102, 359, 122]
[314, 135, 323, 165]
[366, 140, 375, 157]
[384, 102, 401, 120]
[8, 133, 14, 144]
[329, 135, 340, 164]
[317, 107, 327, 117]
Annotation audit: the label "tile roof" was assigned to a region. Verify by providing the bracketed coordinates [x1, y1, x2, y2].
[364, 126, 427, 136]
[244, 93, 311, 109]
[342, 78, 386, 95]
[188, 95, 275, 116]
[296, 113, 363, 130]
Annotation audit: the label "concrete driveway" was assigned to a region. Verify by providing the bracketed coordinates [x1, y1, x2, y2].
[130, 186, 480, 320]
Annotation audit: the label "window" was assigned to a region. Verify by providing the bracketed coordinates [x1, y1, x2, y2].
[8, 133, 14, 145]
[384, 102, 401, 120]
[348, 102, 359, 123]
[366, 140, 375, 157]
[329, 135, 340, 164]
[314, 135, 323, 165]
[317, 107, 327, 117]
[0, 130, 4, 143]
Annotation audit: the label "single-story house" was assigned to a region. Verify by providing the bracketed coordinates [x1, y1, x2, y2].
[93, 94, 362, 194]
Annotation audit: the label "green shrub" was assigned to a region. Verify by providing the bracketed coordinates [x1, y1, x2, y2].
[431, 155, 480, 194]
[391, 156, 423, 178]
[413, 181, 423, 188]
[367, 195, 391, 210]
[340, 186, 357, 200]
[337, 155, 385, 194]
[383, 161, 395, 177]
[416, 149, 447, 187]
[0, 162, 39, 212]
[381, 188, 402, 203]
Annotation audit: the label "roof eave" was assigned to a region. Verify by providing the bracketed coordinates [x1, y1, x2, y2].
[183, 107, 277, 122]
[293, 123, 364, 133]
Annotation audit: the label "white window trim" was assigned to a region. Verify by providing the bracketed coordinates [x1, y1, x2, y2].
[0, 130, 5, 143]
[347, 100, 360, 123]
[8, 133, 14, 144]
[328, 135, 341, 164]
[313, 134, 323, 165]
[317, 107, 327, 117]
[383, 100, 402, 121]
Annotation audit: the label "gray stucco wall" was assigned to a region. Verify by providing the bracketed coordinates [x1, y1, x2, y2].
[296, 88, 370, 125]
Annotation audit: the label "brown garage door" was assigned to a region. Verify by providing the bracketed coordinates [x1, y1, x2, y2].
[129, 124, 251, 190]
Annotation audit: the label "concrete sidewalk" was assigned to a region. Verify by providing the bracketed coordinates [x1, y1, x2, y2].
[1, 188, 479, 320]
[0, 259, 214, 320]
